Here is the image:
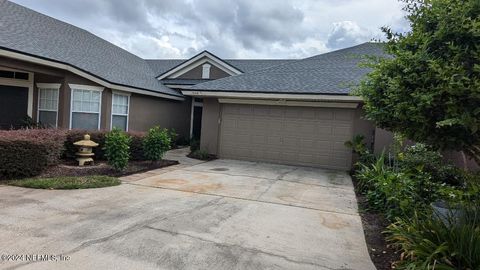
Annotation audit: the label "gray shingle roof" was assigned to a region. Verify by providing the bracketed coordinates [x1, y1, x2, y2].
[189, 42, 387, 95]
[146, 59, 296, 78]
[0, 0, 182, 98]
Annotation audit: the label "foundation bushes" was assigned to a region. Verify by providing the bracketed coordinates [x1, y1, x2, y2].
[64, 130, 146, 161]
[0, 129, 66, 178]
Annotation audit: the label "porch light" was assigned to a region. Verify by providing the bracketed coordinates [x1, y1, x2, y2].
[73, 134, 99, 166]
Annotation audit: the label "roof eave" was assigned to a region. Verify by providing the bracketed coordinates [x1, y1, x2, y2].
[181, 90, 362, 102]
[0, 47, 184, 101]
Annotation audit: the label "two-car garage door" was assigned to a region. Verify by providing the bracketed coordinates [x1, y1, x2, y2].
[218, 103, 354, 170]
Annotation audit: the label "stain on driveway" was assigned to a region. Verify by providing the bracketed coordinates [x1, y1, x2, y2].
[0, 149, 375, 270]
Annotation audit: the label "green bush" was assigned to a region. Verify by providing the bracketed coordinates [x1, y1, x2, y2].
[356, 153, 461, 220]
[189, 138, 200, 152]
[0, 129, 66, 179]
[168, 128, 178, 149]
[143, 126, 171, 162]
[386, 208, 480, 270]
[128, 131, 146, 161]
[399, 144, 467, 187]
[104, 128, 131, 171]
[345, 134, 375, 166]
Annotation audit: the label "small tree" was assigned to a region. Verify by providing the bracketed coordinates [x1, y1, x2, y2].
[143, 126, 171, 162]
[357, 0, 480, 164]
[104, 128, 131, 171]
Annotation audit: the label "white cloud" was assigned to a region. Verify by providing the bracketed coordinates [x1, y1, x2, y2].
[11, 0, 409, 58]
[327, 21, 373, 49]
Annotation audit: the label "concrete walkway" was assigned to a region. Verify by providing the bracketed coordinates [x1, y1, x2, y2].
[0, 148, 375, 270]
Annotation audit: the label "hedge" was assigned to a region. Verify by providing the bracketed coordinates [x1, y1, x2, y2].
[0, 129, 66, 179]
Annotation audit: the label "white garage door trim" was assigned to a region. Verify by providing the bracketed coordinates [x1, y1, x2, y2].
[218, 103, 354, 170]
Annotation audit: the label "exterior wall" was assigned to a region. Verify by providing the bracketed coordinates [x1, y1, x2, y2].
[353, 106, 375, 150]
[200, 98, 221, 154]
[1, 56, 191, 134]
[177, 62, 230, 80]
[129, 94, 191, 139]
[373, 127, 395, 154]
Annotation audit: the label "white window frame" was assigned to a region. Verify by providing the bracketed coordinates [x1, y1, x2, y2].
[201, 63, 211, 79]
[36, 83, 61, 128]
[0, 66, 34, 117]
[110, 91, 130, 131]
[69, 84, 104, 130]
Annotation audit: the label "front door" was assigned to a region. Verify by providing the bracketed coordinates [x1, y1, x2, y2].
[0, 85, 28, 129]
[192, 106, 203, 139]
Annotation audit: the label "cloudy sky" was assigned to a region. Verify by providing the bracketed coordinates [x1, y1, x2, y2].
[11, 0, 409, 59]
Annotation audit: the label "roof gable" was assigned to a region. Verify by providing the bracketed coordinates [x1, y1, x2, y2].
[187, 43, 387, 95]
[156, 51, 243, 80]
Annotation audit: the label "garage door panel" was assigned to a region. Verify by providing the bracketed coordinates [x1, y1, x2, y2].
[267, 121, 283, 132]
[268, 107, 284, 117]
[318, 126, 334, 136]
[316, 109, 334, 120]
[219, 104, 353, 170]
[237, 120, 251, 131]
[333, 126, 352, 139]
[334, 109, 354, 121]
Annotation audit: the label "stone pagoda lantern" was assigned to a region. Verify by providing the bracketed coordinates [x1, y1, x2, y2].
[73, 134, 99, 166]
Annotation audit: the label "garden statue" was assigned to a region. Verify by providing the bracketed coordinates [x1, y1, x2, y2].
[73, 134, 98, 166]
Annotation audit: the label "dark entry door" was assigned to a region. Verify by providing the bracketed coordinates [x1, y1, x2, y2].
[192, 106, 203, 139]
[0, 85, 28, 129]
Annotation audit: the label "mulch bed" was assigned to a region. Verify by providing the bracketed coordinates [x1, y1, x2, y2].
[186, 152, 217, 161]
[352, 175, 400, 270]
[39, 159, 179, 178]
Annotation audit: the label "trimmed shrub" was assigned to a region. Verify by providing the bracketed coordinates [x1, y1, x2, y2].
[128, 131, 146, 161]
[0, 129, 66, 178]
[104, 128, 131, 171]
[143, 126, 171, 162]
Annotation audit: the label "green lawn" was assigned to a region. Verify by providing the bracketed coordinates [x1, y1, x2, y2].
[7, 175, 121, 189]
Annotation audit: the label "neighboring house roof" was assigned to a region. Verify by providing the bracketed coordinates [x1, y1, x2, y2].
[146, 59, 296, 78]
[188, 42, 387, 95]
[0, 0, 182, 98]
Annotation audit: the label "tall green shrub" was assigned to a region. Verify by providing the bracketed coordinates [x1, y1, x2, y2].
[357, 0, 480, 164]
[143, 126, 171, 162]
[104, 128, 131, 171]
[386, 208, 480, 270]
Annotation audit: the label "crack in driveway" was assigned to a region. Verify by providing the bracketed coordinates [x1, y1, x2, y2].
[144, 225, 342, 270]
[126, 182, 358, 217]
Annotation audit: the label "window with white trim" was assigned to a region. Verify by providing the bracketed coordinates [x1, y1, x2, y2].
[202, 63, 211, 79]
[71, 87, 102, 130]
[111, 93, 129, 131]
[38, 87, 59, 127]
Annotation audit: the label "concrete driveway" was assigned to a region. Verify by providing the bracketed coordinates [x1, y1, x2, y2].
[0, 149, 375, 270]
